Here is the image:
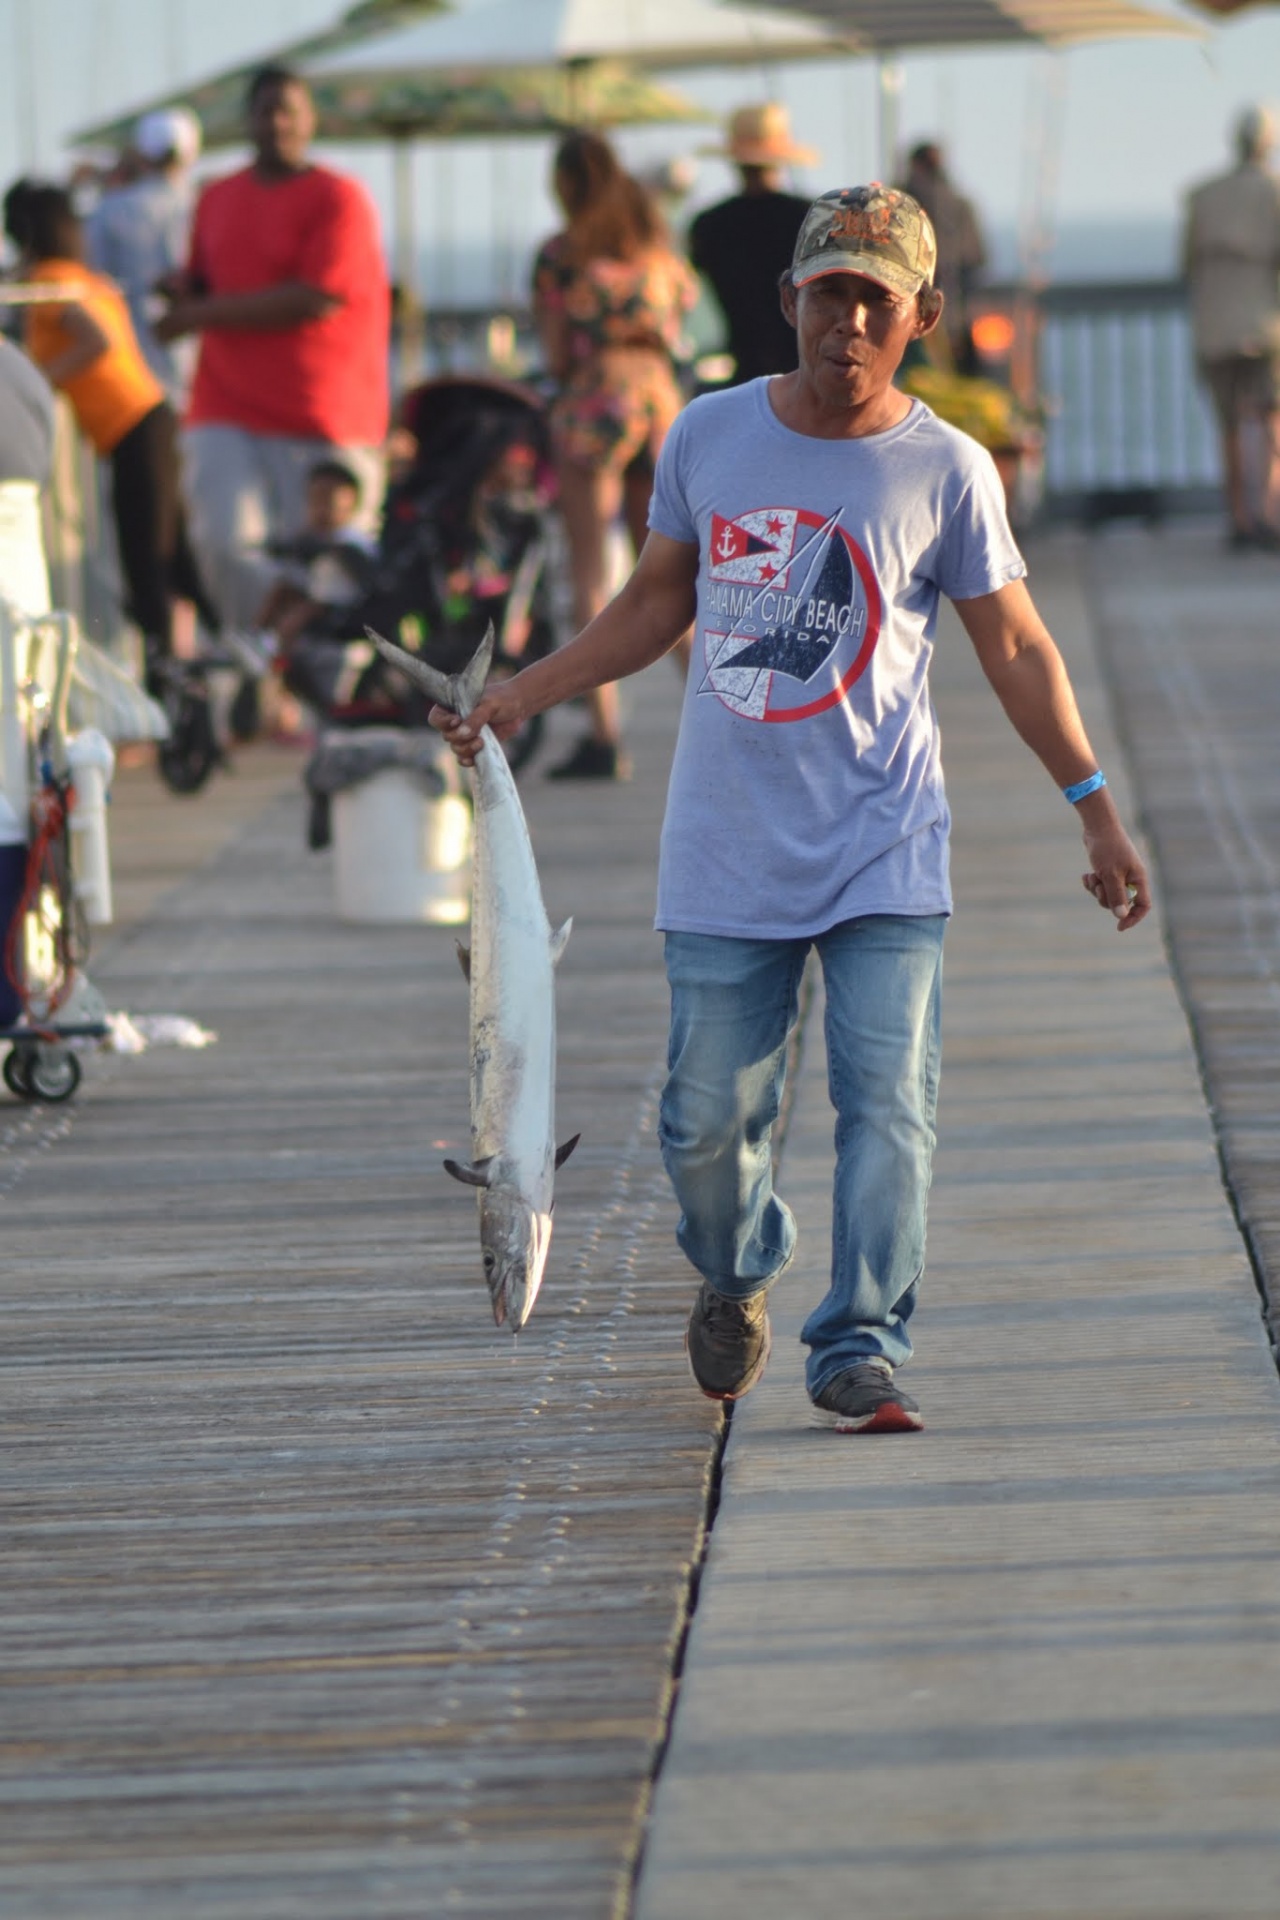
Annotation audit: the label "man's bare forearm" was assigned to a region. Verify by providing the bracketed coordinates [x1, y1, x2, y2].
[509, 574, 694, 717]
[431, 533, 698, 761]
[977, 632, 1101, 789]
[990, 645, 1133, 842]
[158, 282, 338, 338]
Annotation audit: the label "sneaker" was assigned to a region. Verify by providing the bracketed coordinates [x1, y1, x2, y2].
[1226, 526, 1280, 553]
[685, 1281, 771, 1401]
[546, 736, 631, 782]
[809, 1361, 923, 1433]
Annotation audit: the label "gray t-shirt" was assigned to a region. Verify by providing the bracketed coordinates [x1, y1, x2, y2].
[648, 379, 1026, 938]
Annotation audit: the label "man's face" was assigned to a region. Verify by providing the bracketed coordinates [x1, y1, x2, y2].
[784, 271, 930, 412]
[250, 79, 316, 171]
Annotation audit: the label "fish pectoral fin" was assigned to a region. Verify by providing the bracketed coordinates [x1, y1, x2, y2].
[444, 1155, 494, 1189]
[554, 1133, 581, 1171]
[550, 918, 573, 966]
[455, 940, 471, 982]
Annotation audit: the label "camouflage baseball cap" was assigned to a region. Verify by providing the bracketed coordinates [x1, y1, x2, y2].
[791, 185, 937, 299]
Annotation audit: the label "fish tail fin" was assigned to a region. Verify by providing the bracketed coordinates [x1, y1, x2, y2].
[366, 621, 497, 720]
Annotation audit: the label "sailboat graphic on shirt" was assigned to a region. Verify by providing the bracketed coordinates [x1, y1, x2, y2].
[718, 529, 855, 683]
[701, 505, 882, 724]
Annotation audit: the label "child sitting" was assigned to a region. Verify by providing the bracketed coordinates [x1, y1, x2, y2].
[269, 392, 553, 727]
[255, 457, 378, 642]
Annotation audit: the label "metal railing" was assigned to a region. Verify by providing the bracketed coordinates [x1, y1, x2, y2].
[1032, 279, 1222, 519]
[21, 278, 1231, 653]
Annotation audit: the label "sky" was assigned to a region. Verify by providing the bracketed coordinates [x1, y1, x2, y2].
[4, 0, 1280, 297]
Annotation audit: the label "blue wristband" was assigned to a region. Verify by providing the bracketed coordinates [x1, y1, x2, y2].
[1063, 771, 1106, 805]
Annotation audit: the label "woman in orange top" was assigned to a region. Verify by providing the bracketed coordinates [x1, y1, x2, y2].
[21, 184, 213, 688]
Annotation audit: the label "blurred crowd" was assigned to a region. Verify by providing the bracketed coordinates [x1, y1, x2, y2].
[0, 60, 1015, 790]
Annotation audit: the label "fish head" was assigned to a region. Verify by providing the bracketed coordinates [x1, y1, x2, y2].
[480, 1190, 553, 1333]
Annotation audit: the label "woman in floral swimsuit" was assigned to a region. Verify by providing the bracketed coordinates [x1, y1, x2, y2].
[533, 131, 697, 779]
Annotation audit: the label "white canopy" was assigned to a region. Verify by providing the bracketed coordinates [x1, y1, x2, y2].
[732, 0, 1201, 49]
[303, 0, 860, 79]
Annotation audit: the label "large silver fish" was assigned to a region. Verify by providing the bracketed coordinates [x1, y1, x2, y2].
[369, 624, 578, 1331]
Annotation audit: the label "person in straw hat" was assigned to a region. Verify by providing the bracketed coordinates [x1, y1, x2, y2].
[689, 102, 816, 385]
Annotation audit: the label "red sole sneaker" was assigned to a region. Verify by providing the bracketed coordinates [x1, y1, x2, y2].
[810, 1401, 924, 1433]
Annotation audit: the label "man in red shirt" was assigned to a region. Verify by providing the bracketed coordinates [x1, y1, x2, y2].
[156, 66, 390, 629]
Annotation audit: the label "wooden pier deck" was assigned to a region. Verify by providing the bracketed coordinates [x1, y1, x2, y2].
[1, 689, 717, 1918]
[3, 523, 1279, 1917]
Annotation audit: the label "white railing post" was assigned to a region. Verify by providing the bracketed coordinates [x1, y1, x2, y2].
[0, 600, 28, 823]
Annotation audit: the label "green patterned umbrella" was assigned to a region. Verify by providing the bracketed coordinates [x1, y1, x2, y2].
[70, 26, 707, 152]
[288, 61, 706, 138]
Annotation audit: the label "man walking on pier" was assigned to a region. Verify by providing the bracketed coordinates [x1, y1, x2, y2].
[431, 184, 1150, 1435]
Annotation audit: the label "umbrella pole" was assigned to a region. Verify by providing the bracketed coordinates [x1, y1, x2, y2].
[393, 134, 426, 389]
[877, 53, 903, 182]
[1012, 52, 1068, 410]
[565, 59, 587, 125]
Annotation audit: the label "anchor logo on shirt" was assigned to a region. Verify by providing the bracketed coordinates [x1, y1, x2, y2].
[710, 513, 787, 572]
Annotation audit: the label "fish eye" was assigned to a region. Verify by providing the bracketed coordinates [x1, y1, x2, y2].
[483, 1252, 495, 1273]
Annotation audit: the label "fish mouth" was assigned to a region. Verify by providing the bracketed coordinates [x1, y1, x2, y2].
[505, 1280, 535, 1336]
[499, 1259, 546, 1336]
[481, 1213, 551, 1335]
[487, 1266, 527, 1332]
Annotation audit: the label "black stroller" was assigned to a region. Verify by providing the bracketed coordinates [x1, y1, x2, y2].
[284, 375, 560, 786]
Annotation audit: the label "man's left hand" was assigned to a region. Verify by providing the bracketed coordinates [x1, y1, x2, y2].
[1080, 824, 1151, 931]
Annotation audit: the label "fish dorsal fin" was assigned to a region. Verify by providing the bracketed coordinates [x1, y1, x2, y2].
[367, 622, 496, 721]
[554, 1133, 581, 1171]
[455, 940, 471, 982]
[550, 918, 573, 967]
[444, 1155, 494, 1189]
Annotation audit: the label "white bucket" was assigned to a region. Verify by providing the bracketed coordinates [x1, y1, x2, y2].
[332, 764, 471, 926]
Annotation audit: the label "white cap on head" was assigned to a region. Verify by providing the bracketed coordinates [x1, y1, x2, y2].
[134, 106, 202, 166]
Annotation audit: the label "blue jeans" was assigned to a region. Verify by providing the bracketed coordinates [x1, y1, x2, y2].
[659, 916, 945, 1394]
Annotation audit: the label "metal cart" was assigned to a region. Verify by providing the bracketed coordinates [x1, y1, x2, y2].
[0, 604, 110, 1102]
